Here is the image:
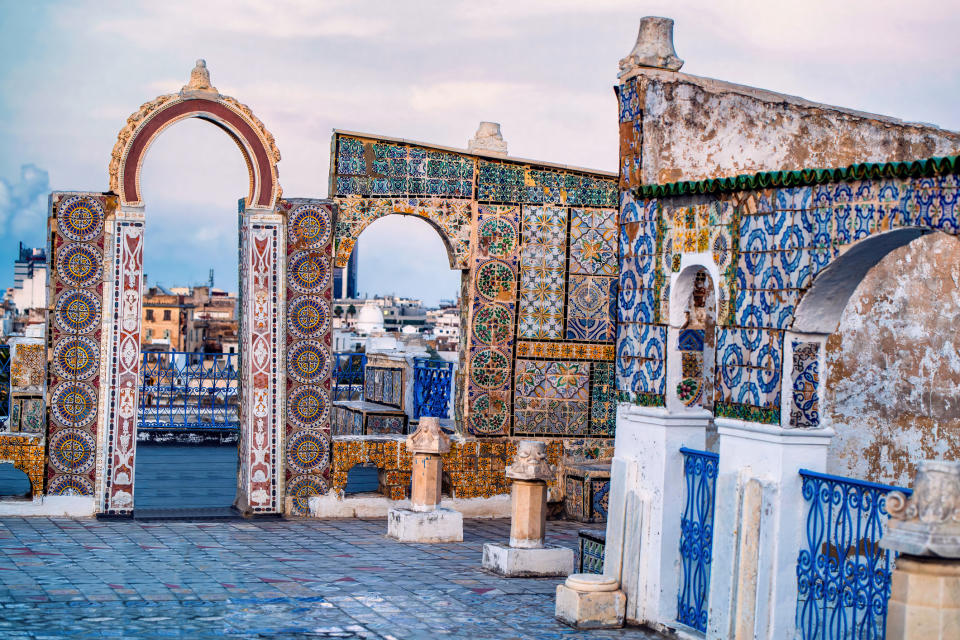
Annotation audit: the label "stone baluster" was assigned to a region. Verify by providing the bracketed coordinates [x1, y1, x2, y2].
[386, 417, 463, 542]
[482, 441, 573, 576]
[881, 460, 960, 639]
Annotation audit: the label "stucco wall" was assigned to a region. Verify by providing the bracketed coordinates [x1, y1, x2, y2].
[620, 69, 960, 187]
[823, 232, 960, 486]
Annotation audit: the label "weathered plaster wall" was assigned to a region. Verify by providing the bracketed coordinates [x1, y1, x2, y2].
[823, 232, 960, 486]
[619, 69, 960, 188]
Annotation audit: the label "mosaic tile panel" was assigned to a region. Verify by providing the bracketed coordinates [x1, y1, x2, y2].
[477, 161, 618, 207]
[790, 341, 820, 428]
[45, 193, 110, 498]
[282, 200, 335, 515]
[467, 205, 520, 437]
[514, 360, 589, 436]
[515, 341, 614, 362]
[0, 435, 44, 495]
[570, 208, 618, 276]
[518, 206, 568, 339]
[589, 361, 616, 436]
[363, 366, 403, 409]
[11, 344, 44, 392]
[619, 167, 960, 424]
[566, 275, 617, 342]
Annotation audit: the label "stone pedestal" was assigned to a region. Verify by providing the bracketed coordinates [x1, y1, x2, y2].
[881, 460, 960, 640]
[555, 574, 626, 630]
[482, 441, 573, 577]
[387, 507, 463, 543]
[386, 417, 462, 543]
[410, 453, 441, 512]
[886, 557, 960, 639]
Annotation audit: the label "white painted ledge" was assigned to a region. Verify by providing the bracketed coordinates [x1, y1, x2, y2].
[0, 496, 96, 517]
[307, 492, 511, 519]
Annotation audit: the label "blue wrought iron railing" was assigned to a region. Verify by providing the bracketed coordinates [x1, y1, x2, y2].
[577, 529, 606, 574]
[412, 357, 453, 420]
[677, 447, 719, 633]
[139, 351, 239, 430]
[796, 469, 912, 640]
[0, 345, 9, 429]
[332, 352, 366, 401]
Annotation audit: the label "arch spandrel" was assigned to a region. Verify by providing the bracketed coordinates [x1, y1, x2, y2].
[108, 60, 282, 210]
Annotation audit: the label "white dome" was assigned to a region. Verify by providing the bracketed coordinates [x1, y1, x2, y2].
[356, 302, 384, 334]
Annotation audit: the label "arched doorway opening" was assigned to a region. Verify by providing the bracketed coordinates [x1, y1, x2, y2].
[330, 213, 463, 498]
[133, 117, 248, 515]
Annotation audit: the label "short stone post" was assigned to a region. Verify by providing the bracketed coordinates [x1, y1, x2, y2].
[880, 460, 960, 639]
[386, 417, 463, 542]
[482, 441, 573, 576]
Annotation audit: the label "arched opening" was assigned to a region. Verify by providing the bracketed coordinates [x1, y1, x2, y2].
[0, 463, 32, 499]
[667, 266, 718, 429]
[814, 231, 960, 486]
[330, 214, 461, 496]
[132, 117, 249, 515]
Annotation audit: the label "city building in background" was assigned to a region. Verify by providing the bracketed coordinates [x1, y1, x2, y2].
[332, 244, 358, 299]
[141, 285, 238, 353]
[2, 244, 47, 337]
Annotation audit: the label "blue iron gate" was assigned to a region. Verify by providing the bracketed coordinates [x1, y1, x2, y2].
[0, 345, 9, 429]
[139, 351, 239, 430]
[412, 357, 453, 420]
[796, 469, 912, 640]
[332, 352, 366, 401]
[677, 447, 719, 633]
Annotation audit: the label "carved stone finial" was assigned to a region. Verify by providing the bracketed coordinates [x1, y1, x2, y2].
[506, 441, 554, 482]
[467, 122, 508, 156]
[881, 460, 960, 557]
[618, 17, 684, 77]
[181, 59, 219, 97]
[406, 417, 451, 455]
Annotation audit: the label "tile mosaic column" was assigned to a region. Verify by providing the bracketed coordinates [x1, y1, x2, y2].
[466, 204, 520, 436]
[100, 210, 144, 513]
[46, 193, 110, 500]
[281, 199, 334, 516]
[237, 204, 284, 514]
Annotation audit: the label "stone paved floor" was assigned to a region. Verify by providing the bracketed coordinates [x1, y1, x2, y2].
[0, 517, 662, 639]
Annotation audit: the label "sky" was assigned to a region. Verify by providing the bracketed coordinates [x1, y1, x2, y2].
[1, 0, 959, 305]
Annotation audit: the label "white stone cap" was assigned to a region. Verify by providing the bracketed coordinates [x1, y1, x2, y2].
[564, 574, 619, 592]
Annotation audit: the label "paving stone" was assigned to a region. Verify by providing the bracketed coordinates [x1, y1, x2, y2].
[0, 517, 662, 639]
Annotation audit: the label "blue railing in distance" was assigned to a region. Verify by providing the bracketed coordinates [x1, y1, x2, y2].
[412, 357, 453, 420]
[577, 529, 606, 574]
[677, 447, 719, 633]
[0, 345, 9, 429]
[332, 352, 366, 401]
[796, 469, 912, 640]
[138, 351, 240, 430]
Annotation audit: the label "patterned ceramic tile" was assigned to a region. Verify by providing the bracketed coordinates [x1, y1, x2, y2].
[518, 206, 568, 340]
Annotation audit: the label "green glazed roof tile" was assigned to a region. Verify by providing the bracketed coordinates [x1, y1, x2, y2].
[634, 155, 960, 199]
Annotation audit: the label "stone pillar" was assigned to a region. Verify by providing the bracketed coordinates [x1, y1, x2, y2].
[387, 417, 462, 542]
[236, 207, 284, 515]
[706, 418, 833, 640]
[483, 441, 573, 576]
[881, 460, 960, 640]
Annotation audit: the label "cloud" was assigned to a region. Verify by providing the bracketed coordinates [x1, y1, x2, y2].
[0, 164, 49, 238]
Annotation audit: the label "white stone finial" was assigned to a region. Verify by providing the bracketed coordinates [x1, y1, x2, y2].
[881, 460, 960, 557]
[406, 416, 451, 455]
[181, 59, 219, 96]
[506, 441, 554, 482]
[618, 16, 684, 77]
[468, 121, 508, 156]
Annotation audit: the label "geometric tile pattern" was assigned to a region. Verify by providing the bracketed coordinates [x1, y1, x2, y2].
[514, 360, 590, 436]
[566, 275, 617, 341]
[616, 155, 960, 424]
[45, 192, 110, 497]
[282, 200, 335, 516]
[518, 206, 568, 339]
[790, 341, 820, 428]
[570, 208, 618, 276]
[466, 205, 520, 436]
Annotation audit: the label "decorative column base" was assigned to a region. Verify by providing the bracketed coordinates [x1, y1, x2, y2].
[886, 557, 960, 639]
[482, 542, 573, 577]
[555, 574, 626, 630]
[387, 507, 463, 543]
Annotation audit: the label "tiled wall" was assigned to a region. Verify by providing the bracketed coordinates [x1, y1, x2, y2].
[617, 173, 960, 425]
